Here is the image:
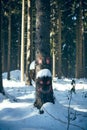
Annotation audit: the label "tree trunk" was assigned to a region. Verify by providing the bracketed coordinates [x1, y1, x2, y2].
[17, 26, 21, 70]
[57, 6, 62, 78]
[0, 1, 5, 94]
[76, 1, 84, 78]
[52, 41, 56, 77]
[51, 3, 56, 78]
[34, 0, 54, 109]
[7, 11, 11, 80]
[0, 35, 4, 94]
[2, 35, 5, 73]
[25, 0, 31, 85]
[21, 0, 25, 81]
[30, 0, 36, 61]
[1, 11, 5, 73]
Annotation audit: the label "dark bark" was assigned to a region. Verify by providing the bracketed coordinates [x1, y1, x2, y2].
[0, 1, 5, 94]
[25, 0, 31, 85]
[34, 0, 54, 109]
[7, 13, 11, 80]
[76, 0, 84, 78]
[57, 5, 62, 78]
[30, 0, 36, 61]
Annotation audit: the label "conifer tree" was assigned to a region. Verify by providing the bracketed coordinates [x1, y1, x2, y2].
[0, 0, 5, 94]
[34, 0, 54, 109]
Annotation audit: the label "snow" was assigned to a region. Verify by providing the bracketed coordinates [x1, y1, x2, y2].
[36, 69, 52, 79]
[29, 61, 52, 78]
[0, 70, 87, 130]
[30, 61, 35, 70]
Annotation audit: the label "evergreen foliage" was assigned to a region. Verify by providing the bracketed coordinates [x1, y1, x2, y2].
[1, 0, 87, 80]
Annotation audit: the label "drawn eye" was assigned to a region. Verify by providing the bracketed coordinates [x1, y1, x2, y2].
[39, 80, 43, 84]
[46, 80, 50, 85]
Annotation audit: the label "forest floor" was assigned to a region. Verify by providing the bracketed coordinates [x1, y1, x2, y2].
[0, 70, 87, 130]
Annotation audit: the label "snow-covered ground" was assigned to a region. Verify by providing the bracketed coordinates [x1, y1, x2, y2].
[0, 70, 87, 130]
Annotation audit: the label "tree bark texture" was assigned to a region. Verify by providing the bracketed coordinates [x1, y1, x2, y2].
[76, 1, 84, 78]
[21, 0, 25, 81]
[7, 12, 11, 80]
[57, 6, 62, 78]
[25, 0, 31, 85]
[0, 1, 5, 94]
[34, 0, 54, 109]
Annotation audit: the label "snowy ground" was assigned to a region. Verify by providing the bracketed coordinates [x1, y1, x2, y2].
[0, 70, 87, 130]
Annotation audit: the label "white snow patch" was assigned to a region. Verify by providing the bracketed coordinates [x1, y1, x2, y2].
[2, 70, 21, 81]
[30, 61, 35, 70]
[0, 70, 87, 130]
[36, 69, 52, 79]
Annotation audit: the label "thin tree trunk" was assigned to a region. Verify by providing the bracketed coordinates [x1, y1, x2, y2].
[21, 0, 25, 81]
[2, 36, 5, 73]
[25, 0, 31, 85]
[30, 0, 35, 61]
[7, 12, 11, 80]
[0, 35, 4, 94]
[17, 27, 21, 70]
[52, 37, 56, 77]
[51, 2, 56, 78]
[57, 6, 62, 78]
[0, 0, 5, 94]
[1, 7, 5, 73]
[76, 1, 83, 78]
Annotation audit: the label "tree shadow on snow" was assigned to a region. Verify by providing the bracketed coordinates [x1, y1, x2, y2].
[1, 85, 35, 103]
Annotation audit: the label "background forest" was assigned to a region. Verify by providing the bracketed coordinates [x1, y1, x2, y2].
[1, 0, 87, 81]
[0, 1, 87, 129]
